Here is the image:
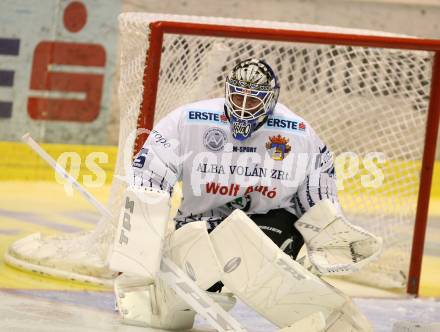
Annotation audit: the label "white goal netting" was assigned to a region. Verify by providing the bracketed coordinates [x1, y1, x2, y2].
[5, 13, 436, 291]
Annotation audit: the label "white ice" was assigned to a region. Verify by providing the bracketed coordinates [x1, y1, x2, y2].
[1, 289, 439, 331]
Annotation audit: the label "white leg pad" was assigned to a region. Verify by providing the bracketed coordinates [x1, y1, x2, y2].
[326, 298, 373, 332]
[114, 273, 237, 330]
[210, 209, 372, 331]
[165, 221, 223, 290]
[114, 274, 195, 330]
[277, 312, 326, 332]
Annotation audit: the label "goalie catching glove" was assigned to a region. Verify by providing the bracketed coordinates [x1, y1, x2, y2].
[295, 199, 383, 275]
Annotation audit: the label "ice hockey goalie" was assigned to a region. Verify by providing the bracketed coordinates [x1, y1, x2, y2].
[109, 59, 382, 331]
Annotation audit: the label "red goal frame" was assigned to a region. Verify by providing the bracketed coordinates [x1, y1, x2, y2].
[137, 21, 440, 296]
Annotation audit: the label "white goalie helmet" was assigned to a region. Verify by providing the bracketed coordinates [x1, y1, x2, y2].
[224, 59, 280, 141]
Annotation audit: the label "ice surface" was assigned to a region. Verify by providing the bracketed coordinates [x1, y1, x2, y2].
[0, 289, 439, 332]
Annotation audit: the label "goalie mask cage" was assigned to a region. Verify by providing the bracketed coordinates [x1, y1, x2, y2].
[5, 13, 440, 296]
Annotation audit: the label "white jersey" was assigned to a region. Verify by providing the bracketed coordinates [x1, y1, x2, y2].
[132, 98, 338, 230]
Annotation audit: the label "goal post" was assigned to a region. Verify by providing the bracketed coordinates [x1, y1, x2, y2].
[409, 53, 440, 295]
[5, 13, 440, 297]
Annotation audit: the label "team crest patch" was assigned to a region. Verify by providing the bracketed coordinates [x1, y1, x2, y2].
[266, 135, 291, 160]
[204, 127, 227, 151]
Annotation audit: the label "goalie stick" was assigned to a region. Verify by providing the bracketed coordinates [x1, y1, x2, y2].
[21, 133, 112, 219]
[20, 133, 246, 332]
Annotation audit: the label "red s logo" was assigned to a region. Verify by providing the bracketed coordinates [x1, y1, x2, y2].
[28, 41, 106, 122]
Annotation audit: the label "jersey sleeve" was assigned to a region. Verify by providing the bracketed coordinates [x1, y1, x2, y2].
[293, 128, 340, 217]
[131, 109, 183, 193]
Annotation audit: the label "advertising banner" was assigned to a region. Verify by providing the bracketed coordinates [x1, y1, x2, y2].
[0, 0, 121, 144]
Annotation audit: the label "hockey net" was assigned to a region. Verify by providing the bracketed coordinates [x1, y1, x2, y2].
[5, 13, 440, 294]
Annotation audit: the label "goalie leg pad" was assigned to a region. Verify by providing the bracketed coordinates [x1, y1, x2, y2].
[114, 273, 237, 330]
[210, 209, 372, 331]
[326, 295, 373, 332]
[164, 221, 223, 290]
[109, 187, 171, 278]
[114, 274, 195, 330]
[277, 312, 326, 332]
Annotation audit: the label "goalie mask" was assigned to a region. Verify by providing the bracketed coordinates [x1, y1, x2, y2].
[224, 59, 280, 141]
